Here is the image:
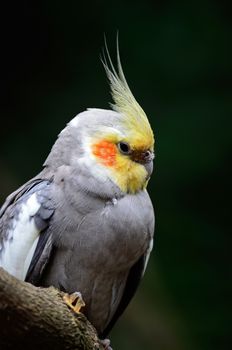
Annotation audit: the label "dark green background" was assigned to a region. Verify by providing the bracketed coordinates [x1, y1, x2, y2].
[1, 1, 231, 349]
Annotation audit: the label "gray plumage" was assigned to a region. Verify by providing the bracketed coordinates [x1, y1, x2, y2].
[0, 107, 155, 337]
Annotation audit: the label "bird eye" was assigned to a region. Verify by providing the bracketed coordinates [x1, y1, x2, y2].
[118, 142, 131, 155]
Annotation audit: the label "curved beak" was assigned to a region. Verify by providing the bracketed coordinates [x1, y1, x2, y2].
[130, 150, 154, 179]
[144, 160, 153, 179]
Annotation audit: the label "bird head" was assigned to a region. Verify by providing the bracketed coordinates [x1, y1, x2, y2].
[45, 45, 154, 195]
[75, 47, 154, 194]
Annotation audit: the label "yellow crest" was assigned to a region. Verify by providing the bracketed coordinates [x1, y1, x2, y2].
[102, 39, 154, 148]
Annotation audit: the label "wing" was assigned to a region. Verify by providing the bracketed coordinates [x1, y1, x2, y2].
[0, 178, 54, 282]
[100, 238, 154, 338]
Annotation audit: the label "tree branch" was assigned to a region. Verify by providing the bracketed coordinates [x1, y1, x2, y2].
[0, 268, 104, 350]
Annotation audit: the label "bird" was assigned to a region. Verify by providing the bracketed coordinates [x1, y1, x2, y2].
[0, 43, 155, 343]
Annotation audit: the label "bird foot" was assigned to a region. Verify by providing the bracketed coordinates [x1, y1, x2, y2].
[100, 338, 113, 350]
[63, 291, 85, 313]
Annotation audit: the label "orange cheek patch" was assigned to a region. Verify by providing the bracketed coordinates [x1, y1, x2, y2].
[92, 140, 117, 166]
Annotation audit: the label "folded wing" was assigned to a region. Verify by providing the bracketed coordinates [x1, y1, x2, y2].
[0, 179, 54, 281]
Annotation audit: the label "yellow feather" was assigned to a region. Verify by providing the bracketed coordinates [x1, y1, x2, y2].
[110, 155, 148, 194]
[102, 40, 154, 149]
[99, 40, 154, 193]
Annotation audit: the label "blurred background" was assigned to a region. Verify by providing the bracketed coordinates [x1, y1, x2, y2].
[0, 1, 231, 349]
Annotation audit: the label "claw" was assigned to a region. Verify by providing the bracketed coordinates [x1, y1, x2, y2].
[100, 338, 113, 350]
[63, 291, 85, 313]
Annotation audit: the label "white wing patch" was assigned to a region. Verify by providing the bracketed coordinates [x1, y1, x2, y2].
[0, 193, 40, 280]
[143, 238, 153, 275]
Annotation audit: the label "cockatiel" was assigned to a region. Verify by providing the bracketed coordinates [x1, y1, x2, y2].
[0, 46, 155, 341]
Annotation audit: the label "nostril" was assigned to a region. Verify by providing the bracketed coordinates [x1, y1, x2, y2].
[144, 151, 151, 158]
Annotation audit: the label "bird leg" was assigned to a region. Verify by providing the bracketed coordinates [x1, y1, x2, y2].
[63, 291, 85, 313]
[63, 294, 112, 348]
